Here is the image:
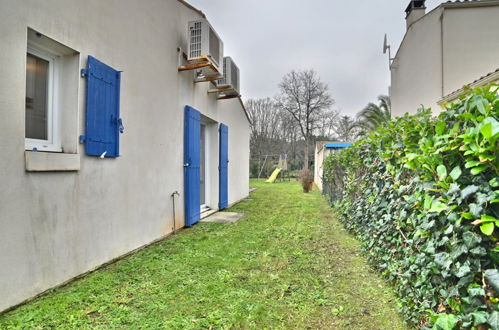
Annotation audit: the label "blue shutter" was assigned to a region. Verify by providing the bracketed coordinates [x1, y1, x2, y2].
[219, 123, 229, 210]
[184, 106, 201, 227]
[81, 56, 123, 157]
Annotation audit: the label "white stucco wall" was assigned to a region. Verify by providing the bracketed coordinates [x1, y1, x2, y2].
[390, 3, 499, 117]
[442, 6, 499, 96]
[0, 0, 250, 312]
[219, 99, 250, 206]
[390, 7, 443, 117]
[314, 142, 338, 192]
[314, 144, 325, 191]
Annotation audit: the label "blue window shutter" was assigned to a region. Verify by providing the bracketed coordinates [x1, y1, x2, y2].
[184, 105, 201, 227]
[81, 56, 123, 157]
[219, 123, 228, 210]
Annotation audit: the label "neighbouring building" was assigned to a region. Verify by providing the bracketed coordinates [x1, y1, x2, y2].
[0, 0, 250, 312]
[314, 141, 352, 192]
[390, 0, 499, 117]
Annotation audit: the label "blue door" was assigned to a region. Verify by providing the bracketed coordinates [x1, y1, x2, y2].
[184, 106, 201, 227]
[219, 123, 229, 210]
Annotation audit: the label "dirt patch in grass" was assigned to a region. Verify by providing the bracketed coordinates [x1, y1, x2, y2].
[0, 180, 408, 329]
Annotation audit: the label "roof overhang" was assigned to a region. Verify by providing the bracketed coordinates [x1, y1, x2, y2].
[439, 68, 499, 104]
[238, 97, 252, 125]
[176, 0, 206, 18]
[325, 142, 353, 149]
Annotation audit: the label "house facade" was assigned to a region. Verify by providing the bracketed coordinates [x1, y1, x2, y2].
[390, 0, 499, 117]
[0, 0, 250, 312]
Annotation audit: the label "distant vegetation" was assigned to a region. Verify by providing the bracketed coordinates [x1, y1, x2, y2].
[246, 69, 338, 174]
[246, 72, 392, 177]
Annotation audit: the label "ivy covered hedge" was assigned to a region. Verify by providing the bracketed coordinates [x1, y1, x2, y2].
[323, 86, 499, 329]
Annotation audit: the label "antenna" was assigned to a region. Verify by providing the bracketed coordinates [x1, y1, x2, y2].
[383, 33, 394, 69]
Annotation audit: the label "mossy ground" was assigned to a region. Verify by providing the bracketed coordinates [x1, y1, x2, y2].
[0, 180, 408, 329]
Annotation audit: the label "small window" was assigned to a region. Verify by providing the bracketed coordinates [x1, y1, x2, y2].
[25, 42, 60, 152]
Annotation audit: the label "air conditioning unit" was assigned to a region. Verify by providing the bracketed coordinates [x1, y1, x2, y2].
[218, 56, 240, 96]
[188, 19, 224, 73]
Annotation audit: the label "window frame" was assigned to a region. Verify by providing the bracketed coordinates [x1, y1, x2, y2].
[25, 41, 61, 152]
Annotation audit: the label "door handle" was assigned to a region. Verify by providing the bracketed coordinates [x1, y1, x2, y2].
[184, 163, 190, 167]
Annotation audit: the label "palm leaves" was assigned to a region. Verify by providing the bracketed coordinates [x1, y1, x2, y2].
[354, 95, 391, 136]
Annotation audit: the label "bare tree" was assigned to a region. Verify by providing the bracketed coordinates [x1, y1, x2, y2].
[246, 98, 283, 157]
[318, 108, 340, 138]
[333, 115, 357, 142]
[276, 69, 334, 169]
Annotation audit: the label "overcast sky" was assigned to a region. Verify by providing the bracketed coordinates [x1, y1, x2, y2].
[187, 0, 443, 117]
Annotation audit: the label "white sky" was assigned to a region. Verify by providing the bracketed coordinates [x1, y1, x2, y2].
[186, 0, 443, 116]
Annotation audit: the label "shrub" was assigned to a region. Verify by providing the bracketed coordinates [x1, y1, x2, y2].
[323, 85, 499, 328]
[299, 169, 314, 193]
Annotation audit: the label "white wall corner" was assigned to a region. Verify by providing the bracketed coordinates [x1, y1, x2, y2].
[25, 151, 80, 172]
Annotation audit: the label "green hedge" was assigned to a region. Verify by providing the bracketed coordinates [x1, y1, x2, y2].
[323, 85, 499, 329]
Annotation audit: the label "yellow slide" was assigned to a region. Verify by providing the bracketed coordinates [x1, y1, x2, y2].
[266, 168, 282, 183]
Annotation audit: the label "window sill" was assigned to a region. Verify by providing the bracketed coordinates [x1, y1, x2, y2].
[25, 151, 80, 172]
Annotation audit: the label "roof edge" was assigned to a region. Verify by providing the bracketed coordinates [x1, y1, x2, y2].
[238, 97, 252, 125]
[316, 141, 352, 153]
[324, 142, 353, 149]
[176, 0, 206, 18]
[392, 6, 443, 63]
[442, 0, 499, 10]
[439, 69, 499, 104]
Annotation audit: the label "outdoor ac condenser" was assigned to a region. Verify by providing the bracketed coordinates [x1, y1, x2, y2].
[219, 56, 240, 95]
[188, 19, 224, 73]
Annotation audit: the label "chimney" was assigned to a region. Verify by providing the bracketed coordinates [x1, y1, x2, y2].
[405, 0, 426, 29]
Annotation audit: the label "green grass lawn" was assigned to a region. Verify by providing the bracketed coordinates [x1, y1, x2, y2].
[0, 180, 407, 329]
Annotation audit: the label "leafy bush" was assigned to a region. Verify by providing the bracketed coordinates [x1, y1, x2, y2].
[299, 169, 314, 192]
[323, 85, 499, 329]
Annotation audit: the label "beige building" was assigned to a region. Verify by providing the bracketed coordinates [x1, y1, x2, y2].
[0, 0, 250, 312]
[390, 0, 499, 117]
[314, 142, 352, 192]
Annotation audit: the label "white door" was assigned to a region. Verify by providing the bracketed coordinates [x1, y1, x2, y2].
[200, 124, 206, 207]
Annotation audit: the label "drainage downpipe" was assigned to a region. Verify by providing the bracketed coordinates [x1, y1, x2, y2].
[171, 191, 180, 234]
[440, 10, 445, 98]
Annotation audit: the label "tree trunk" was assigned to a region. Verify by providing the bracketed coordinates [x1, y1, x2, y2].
[303, 139, 309, 170]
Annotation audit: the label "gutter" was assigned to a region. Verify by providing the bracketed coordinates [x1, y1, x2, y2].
[440, 11, 445, 98]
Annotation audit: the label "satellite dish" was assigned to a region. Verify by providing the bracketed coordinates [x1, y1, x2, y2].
[383, 33, 389, 54]
[383, 34, 393, 69]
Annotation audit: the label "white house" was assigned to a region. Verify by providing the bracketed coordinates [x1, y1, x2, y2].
[0, 0, 250, 312]
[390, 0, 499, 117]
